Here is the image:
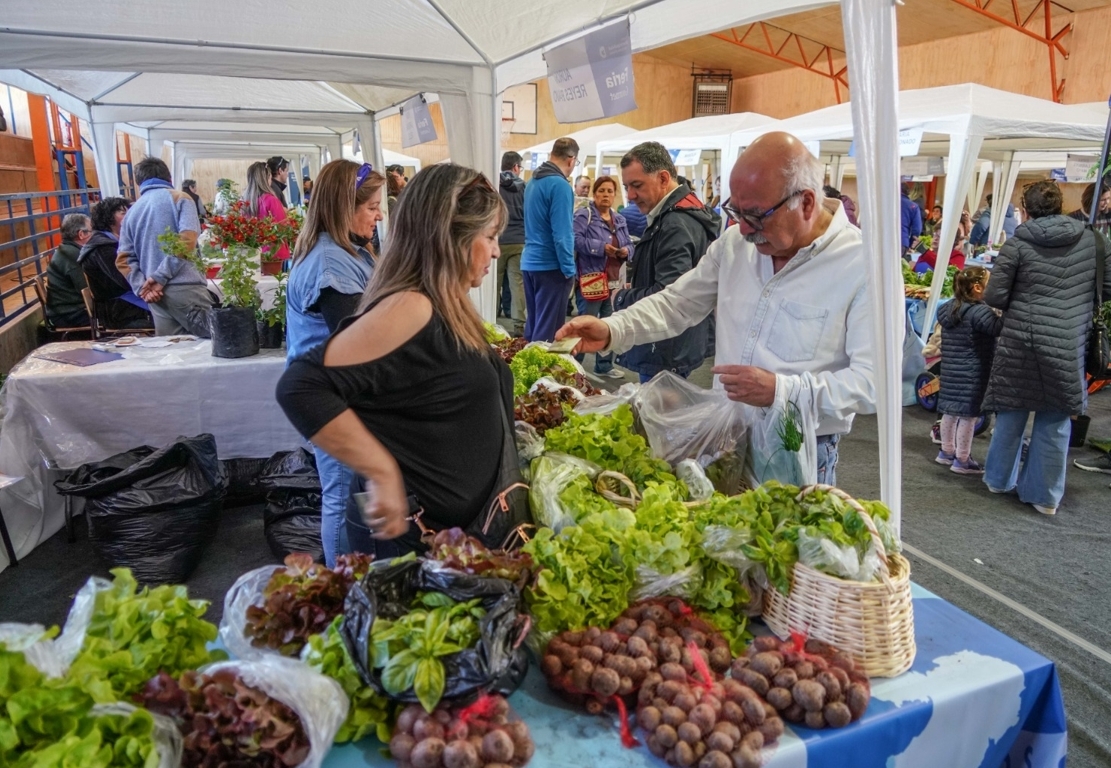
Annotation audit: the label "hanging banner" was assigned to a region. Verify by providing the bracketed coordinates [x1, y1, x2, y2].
[1065, 153, 1099, 183]
[850, 128, 923, 159]
[400, 95, 438, 148]
[900, 156, 944, 177]
[544, 19, 637, 124]
[671, 149, 702, 167]
[1050, 168, 1068, 183]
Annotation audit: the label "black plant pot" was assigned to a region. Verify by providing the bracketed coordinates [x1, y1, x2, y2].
[209, 306, 259, 358]
[257, 320, 285, 349]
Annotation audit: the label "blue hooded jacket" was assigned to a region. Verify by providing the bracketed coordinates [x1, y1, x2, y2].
[520, 161, 575, 277]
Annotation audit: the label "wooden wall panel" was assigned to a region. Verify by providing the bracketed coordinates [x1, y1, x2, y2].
[731, 5, 1111, 117]
[191, 160, 254, 206]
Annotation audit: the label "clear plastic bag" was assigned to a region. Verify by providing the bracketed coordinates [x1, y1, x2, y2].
[699, 524, 757, 573]
[744, 380, 818, 487]
[530, 376, 586, 401]
[676, 459, 715, 501]
[527, 453, 601, 532]
[574, 382, 640, 416]
[90, 702, 183, 768]
[218, 564, 283, 661]
[0, 623, 67, 678]
[796, 529, 884, 583]
[54, 574, 110, 670]
[634, 373, 748, 491]
[201, 656, 348, 768]
[630, 562, 703, 602]
[514, 421, 546, 473]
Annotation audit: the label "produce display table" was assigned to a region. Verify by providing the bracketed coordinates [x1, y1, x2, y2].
[0, 339, 302, 569]
[324, 585, 1065, 768]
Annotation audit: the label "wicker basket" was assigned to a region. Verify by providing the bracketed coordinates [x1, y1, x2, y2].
[762, 484, 916, 678]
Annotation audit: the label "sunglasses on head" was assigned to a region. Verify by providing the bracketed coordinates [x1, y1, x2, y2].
[461, 173, 495, 195]
[355, 163, 374, 190]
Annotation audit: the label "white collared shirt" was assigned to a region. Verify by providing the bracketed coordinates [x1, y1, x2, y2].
[606, 202, 876, 436]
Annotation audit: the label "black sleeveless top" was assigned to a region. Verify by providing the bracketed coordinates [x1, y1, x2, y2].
[276, 308, 513, 529]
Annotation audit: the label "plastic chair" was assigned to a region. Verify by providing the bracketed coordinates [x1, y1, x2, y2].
[32, 274, 92, 340]
[0, 474, 23, 566]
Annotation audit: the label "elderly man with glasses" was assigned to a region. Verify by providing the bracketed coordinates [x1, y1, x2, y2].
[45, 212, 94, 328]
[558, 132, 877, 484]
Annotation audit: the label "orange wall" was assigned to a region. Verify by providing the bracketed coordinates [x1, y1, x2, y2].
[733, 5, 1111, 117]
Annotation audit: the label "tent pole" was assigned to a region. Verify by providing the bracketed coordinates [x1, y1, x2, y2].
[840, 0, 903, 535]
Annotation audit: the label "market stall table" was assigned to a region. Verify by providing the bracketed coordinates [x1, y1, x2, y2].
[323, 585, 1064, 768]
[0, 339, 302, 569]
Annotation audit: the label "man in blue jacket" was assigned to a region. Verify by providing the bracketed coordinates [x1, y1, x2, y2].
[900, 181, 923, 255]
[969, 193, 1018, 246]
[522, 137, 579, 341]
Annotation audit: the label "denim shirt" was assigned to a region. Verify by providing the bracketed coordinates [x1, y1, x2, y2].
[285, 232, 375, 361]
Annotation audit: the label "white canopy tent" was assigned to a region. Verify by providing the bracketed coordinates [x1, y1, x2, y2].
[731, 83, 1109, 340]
[519, 123, 635, 175]
[0, 0, 909, 569]
[592, 112, 776, 171]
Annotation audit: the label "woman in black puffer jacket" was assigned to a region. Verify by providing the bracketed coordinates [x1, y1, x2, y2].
[981, 180, 1111, 515]
[936, 266, 1001, 475]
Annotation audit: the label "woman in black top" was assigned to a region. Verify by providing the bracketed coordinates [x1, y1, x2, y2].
[277, 163, 509, 557]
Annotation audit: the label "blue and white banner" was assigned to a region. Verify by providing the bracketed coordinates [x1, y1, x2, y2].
[544, 20, 637, 124]
[400, 95, 437, 148]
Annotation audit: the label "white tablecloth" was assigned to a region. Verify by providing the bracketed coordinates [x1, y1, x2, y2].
[209, 275, 282, 310]
[0, 339, 302, 571]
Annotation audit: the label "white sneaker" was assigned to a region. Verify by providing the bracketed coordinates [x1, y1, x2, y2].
[595, 369, 626, 380]
[1032, 504, 1056, 516]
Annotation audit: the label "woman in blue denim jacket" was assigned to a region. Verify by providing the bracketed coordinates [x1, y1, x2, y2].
[286, 159, 385, 565]
[573, 176, 632, 377]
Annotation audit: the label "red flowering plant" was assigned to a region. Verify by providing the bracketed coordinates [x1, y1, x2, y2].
[204, 200, 297, 257]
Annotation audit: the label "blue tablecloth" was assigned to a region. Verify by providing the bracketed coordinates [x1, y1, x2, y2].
[323, 584, 1066, 768]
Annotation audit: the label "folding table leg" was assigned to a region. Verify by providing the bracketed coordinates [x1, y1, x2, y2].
[0, 506, 17, 566]
[64, 496, 75, 543]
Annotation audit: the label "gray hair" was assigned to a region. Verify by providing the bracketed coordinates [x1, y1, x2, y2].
[784, 151, 826, 210]
[621, 141, 677, 178]
[60, 213, 90, 241]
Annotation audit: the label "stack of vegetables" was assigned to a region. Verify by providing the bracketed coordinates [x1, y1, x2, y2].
[485, 323, 599, 436]
[237, 553, 393, 743]
[902, 262, 958, 300]
[0, 568, 234, 766]
[521, 405, 898, 657]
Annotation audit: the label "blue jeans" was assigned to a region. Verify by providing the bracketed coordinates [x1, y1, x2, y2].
[984, 410, 1071, 509]
[815, 434, 841, 486]
[523, 269, 575, 343]
[312, 445, 353, 567]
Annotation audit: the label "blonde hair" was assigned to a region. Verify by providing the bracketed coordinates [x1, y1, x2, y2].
[292, 160, 385, 262]
[358, 163, 506, 352]
[244, 161, 272, 218]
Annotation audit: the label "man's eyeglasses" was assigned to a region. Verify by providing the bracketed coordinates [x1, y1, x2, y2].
[722, 190, 803, 231]
[355, 163, 374, 190]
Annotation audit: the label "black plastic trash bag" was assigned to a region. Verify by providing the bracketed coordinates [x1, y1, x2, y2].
[55, 434, 225, 584]
[340, 557, 529, 708]
[256, 449, 324, 562]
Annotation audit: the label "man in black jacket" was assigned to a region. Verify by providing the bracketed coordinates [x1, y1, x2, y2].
[498, 151, 527, 336]
[612, 142, 719, 381]
[267, 156, 290, 207]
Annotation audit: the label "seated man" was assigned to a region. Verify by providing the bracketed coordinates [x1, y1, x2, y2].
[79, 197, 154, 330]
[559, 132, 876, 485]
[45, 213, 93, 328]
[117, 157, 212, 337]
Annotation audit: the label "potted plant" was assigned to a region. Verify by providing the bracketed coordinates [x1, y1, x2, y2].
[256, 272, 287, 349]
[159, 226, 261, 358]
